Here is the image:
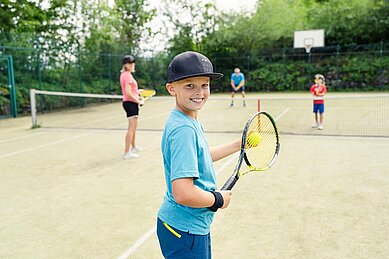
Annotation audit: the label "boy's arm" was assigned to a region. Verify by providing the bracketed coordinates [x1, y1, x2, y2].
[172, 178, 232, 209]
[309, 85, 314, 94]
[316, 86, 326, 97]
[210, 139, 241, 162]
[172, 178, 214, 208]
[235, 79, 245, 90]
[230, 80, 236, 90]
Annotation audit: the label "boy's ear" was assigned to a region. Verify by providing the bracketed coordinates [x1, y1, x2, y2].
[166, 83, 176, 96]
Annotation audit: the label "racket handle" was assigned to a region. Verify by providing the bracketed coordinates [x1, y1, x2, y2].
[221, 175, 238, 190]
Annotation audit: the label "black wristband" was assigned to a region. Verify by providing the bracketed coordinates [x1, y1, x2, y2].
[208, 191, 224, 212]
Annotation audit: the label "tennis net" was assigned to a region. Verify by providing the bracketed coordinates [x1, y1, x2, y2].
[30, 89, 389, 137]
[257, 94, 389, 137]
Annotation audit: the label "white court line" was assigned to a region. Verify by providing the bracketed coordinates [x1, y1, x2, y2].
[116, 108, 290, 258]
[116, 155, 238, 259]
[275, 107, 290, 121]
[0, 109, 170, 158]
[117, 226, 157, 259]
[68, 111, 168, 128]
[0, 132, 46, 144]
[0, 132, 95, 160]
[67, 115, 124, 128]
[0, 114, 121, 145]
[0, 110, 167, 144]
[48, 111, 169, 129]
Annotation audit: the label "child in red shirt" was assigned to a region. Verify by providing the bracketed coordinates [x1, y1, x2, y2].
[310, 74, 327, 130]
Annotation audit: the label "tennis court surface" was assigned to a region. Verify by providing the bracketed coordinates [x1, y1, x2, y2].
[1, 92, 388, 258]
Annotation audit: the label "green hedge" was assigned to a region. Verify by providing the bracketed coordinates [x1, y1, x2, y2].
[245, 55, 389, 92]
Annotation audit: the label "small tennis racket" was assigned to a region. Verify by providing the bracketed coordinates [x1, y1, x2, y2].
[139, 89, 156, 102]
[221, 111, 280, 190]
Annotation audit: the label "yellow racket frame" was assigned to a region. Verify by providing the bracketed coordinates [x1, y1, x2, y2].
[139, 89, 156, 99]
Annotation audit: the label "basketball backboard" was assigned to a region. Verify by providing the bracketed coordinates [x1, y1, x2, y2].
[294, 29, 325, 53]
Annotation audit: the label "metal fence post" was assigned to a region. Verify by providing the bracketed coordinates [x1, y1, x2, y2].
[77, 43, 83, 93]
[282, 48, 286, 89]
[108, 53, 112, 93]
[36, 45, 42, 90]
[7, 56, 17, 117]
[307, 52, 312, 88]
[77, 43, 84, 106]
[336, 44, 340, 88]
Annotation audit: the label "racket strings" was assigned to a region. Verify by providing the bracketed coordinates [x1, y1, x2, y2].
[139, 89, 156, 98]
[244, 114, 278, 169]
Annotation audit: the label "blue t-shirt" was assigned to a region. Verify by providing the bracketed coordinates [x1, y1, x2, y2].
[158, 109, 217, 235]
[231, 72, 245, 86]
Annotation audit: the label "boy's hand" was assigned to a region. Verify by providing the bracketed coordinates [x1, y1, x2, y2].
[218, 190, 232, 209]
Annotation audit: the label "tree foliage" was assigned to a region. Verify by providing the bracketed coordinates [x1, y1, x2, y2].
[1, 0, 387, 55]
[167, 0, 388, 54]
[0, 0, 387, 115]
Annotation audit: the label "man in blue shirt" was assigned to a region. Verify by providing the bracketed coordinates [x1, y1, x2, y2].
[230, 67, 246, 107]
[157, 51, 241, 258]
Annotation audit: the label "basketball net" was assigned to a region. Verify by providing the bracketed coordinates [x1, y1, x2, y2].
[304, 38, 314, 53]
[304, 44, 312, 53]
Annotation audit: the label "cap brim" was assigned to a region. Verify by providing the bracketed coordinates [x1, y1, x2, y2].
[169, 73, 223, 83]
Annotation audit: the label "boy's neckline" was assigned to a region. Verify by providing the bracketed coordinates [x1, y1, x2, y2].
[174, 108, 198, 121]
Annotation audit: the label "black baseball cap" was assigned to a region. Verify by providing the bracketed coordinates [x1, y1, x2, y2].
[122, 55, 135, 64]
[167, 51, 223, 83]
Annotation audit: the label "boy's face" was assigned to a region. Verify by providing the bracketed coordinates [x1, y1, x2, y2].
[166, 76, 210, 118]
[315, 77, 322, 84]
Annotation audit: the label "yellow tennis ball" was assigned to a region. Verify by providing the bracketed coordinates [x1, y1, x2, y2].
[247, 132, 262, 147]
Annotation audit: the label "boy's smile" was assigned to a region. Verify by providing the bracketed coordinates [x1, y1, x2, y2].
[190, 97, 205, 103]
[167, 76, 210, 119]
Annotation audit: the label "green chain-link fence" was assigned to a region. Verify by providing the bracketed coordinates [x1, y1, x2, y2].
[212, 42, 388, 92]
[0, 32, 388, 116]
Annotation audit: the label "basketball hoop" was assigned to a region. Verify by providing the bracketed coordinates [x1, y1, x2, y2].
[294, 29, 324, 53]
[304, 44, 312, 53]
[304, 38, 314, 53]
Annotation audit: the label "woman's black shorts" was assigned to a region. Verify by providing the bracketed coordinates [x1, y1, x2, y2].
[122, 101, 139, 118]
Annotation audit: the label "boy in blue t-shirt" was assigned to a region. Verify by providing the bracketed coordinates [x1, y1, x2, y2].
[230, 67, 246, 107]
[157, 51, 241, 258]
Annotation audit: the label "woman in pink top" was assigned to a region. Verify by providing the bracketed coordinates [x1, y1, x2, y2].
[120, 55, 144, 159]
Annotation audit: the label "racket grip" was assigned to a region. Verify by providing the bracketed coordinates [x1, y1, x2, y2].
[221, 175, 238, 190]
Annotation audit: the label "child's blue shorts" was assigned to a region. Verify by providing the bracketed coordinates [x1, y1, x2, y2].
[313, 103, 324, 113]
[156, 218, 211, 259]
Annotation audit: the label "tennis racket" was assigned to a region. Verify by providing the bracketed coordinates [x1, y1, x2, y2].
[221, 111, 280, 190]
[139, 89, 156, 102]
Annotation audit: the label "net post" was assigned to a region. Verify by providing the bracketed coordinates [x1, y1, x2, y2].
[30, 89, 37, 127]
[257, 97, 260, 112]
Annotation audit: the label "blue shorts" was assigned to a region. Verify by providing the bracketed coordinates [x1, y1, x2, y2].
[313, 103, 324, 113]
[232, 85, 245, 92]
[156, 218, 211, 259]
